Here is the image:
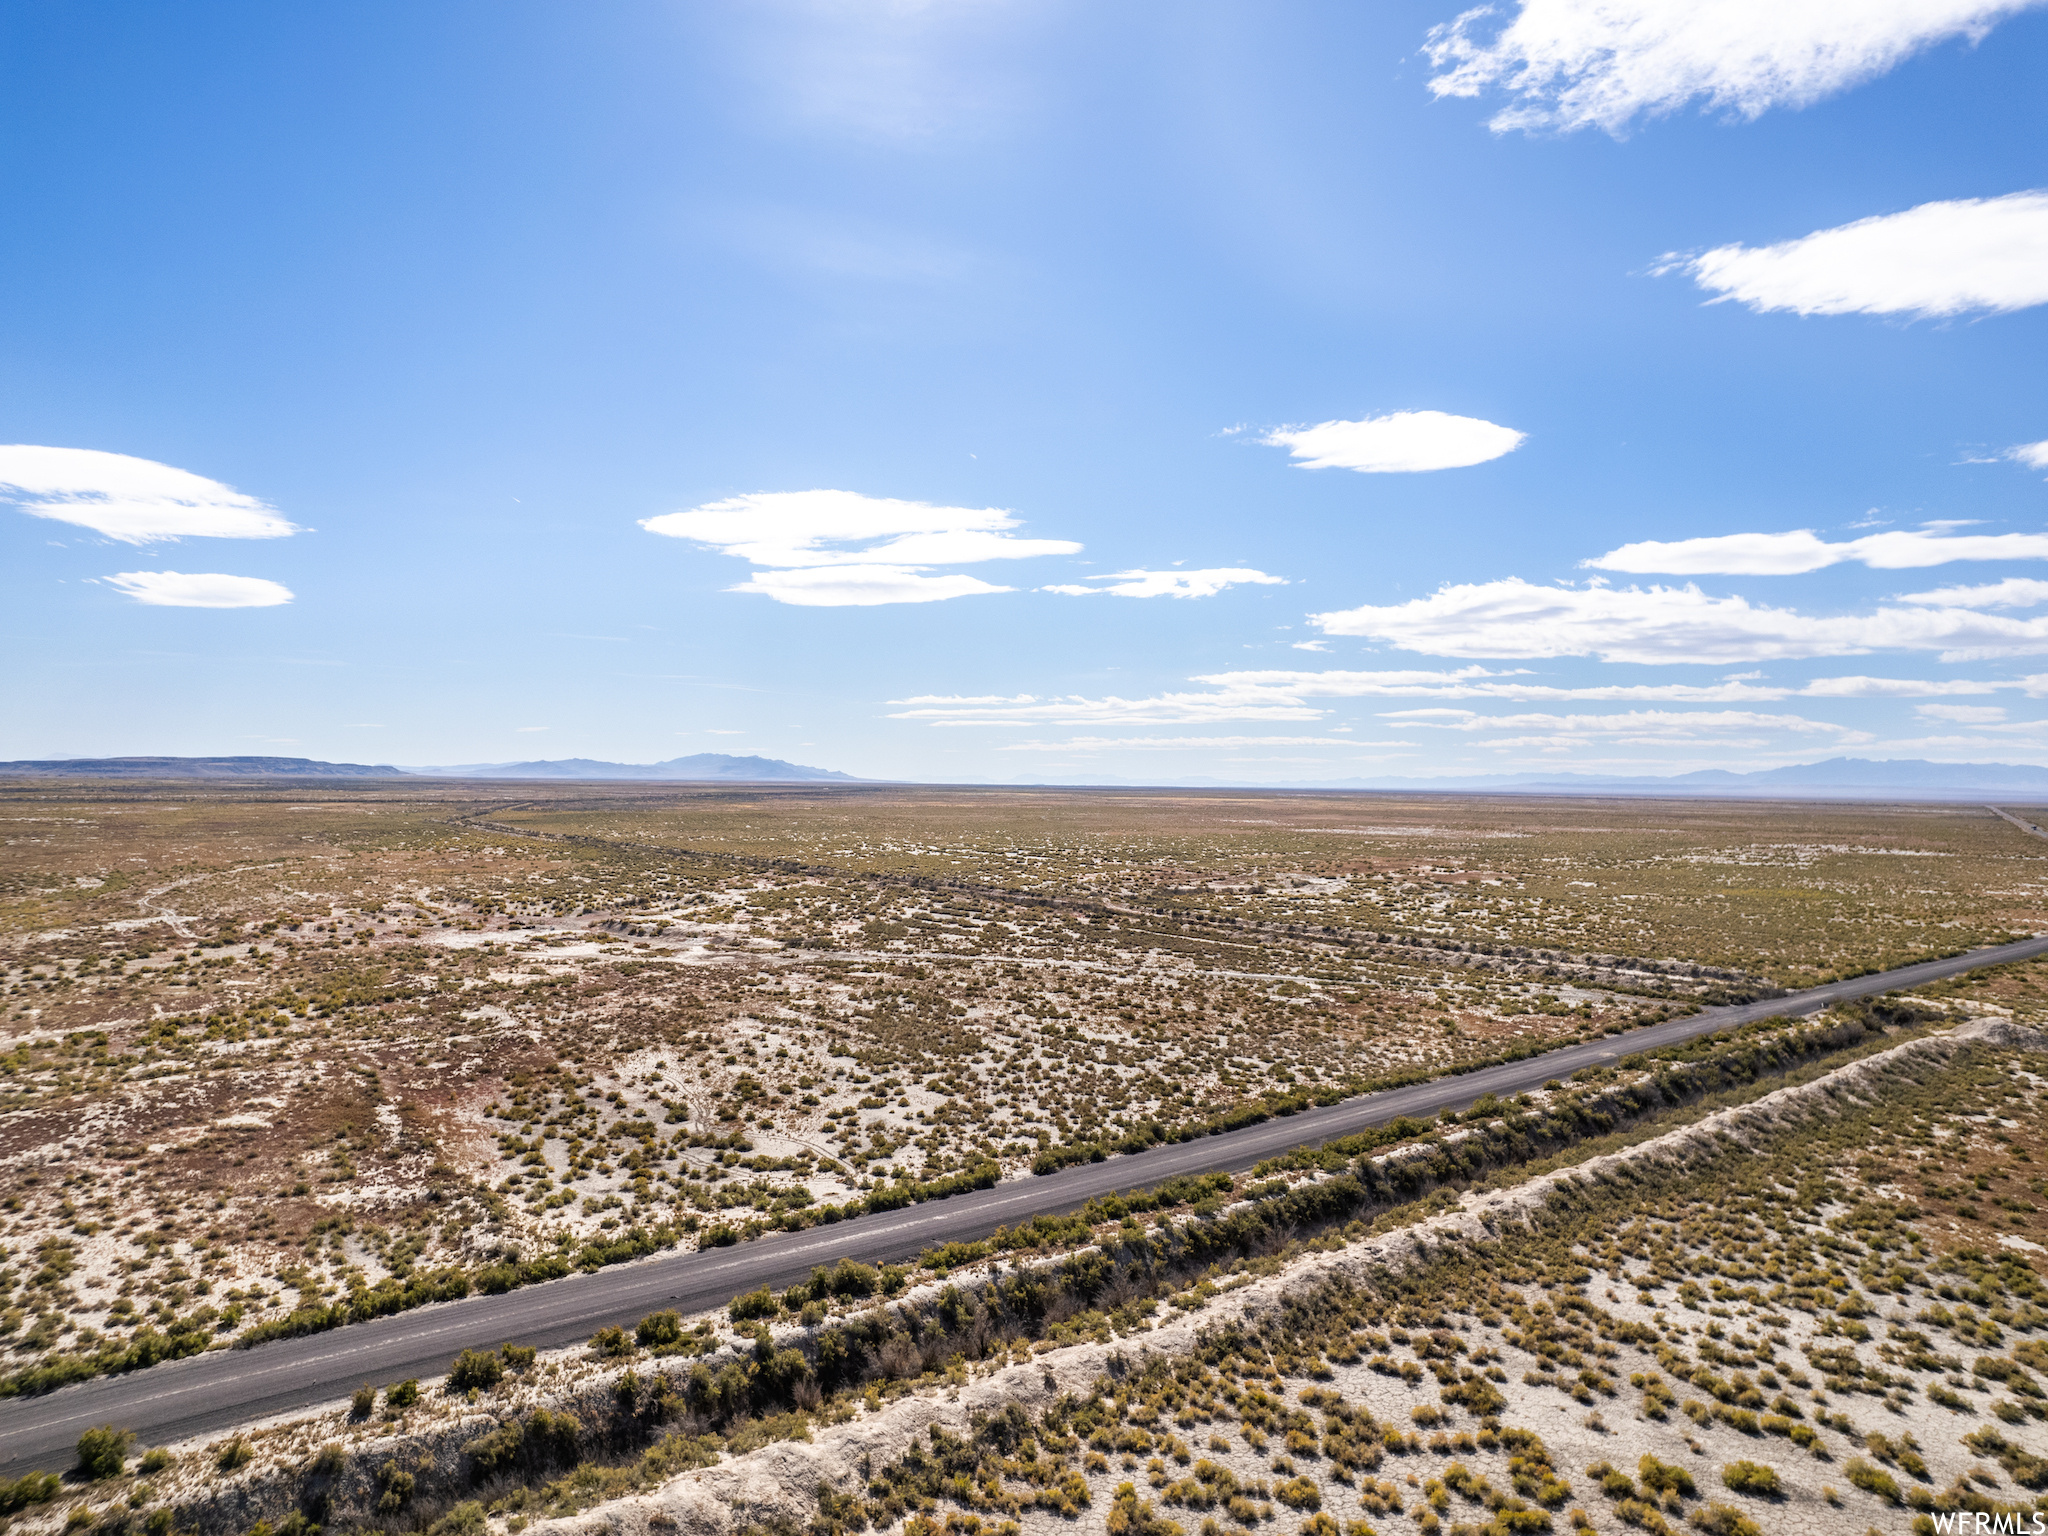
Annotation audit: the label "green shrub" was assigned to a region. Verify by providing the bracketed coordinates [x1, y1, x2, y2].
[1275, 1478, 1322, 1512]
[1638, 1456, 1696, 1500]
[637, 1310, 684, 1347]
[216, 1436, 254, 1473]
[75, 1425, 133, 1481]
[819, 1259, 880, 1297]
[729, 1287, 776, 1322]
[591, 1326, 634, 1357]
[1845, 1460, 1900, 1504]
[426, 1500, 486, 1536]
[462, 1407, 583, 1483]
[0, 1472, 60, 1514]
[1613, 1499, 1672, 1534]
[138, 1448, 172, 1475]
[1106, 1481, 1179, 1536]
[1718, 1463, 1780, 1499]
[376, 1462, 415, 1514]
[447, 1349, 505, 1392]
[1686, 1503, 1760, 1536]
[350, 1383, 375, 1418]
[386, 1377, 421, 1408]
[1589, 1463, 1635, 1500]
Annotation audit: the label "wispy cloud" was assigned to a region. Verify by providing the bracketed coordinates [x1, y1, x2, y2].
[1043, 568, 1286, 600]
[102, 571, 294, 608]
[1, 446, 301, 543]
[887, 691, 1324, 728]
[1897, 577, 2048, 609]
[1425, 0, 2046, 136]
[643, 489, 1075, 606]
[730, 0, 1035, 145]
[997, 735, 1368, 752]
[1662, 191, 2048, 318]
[1915, 703, 2008, 723]
[2009, 439, 2048, 470]
[1260, 411, 1524, 473]
[891, 665, 2039, 728]
[1587, 527, 2048, 575]
[1312, 578, 2048, 664]
[1382, 707, 1864, 746]
[1191, 666, 1781, 703]
[1801, 674, 2015, 697]
[735, 565, 1014, 607]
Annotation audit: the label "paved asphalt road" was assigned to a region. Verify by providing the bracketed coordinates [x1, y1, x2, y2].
[5, 932, 2045, 1471]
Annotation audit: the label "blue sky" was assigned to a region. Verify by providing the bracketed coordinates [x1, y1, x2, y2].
[4, 0, 2048, 783]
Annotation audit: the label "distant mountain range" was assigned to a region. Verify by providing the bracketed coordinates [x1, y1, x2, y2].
[400, 753, 862, 782]
[6, 753, 2048, 799]
[0, 755, 404, 778]
[0, 752, 858, 781]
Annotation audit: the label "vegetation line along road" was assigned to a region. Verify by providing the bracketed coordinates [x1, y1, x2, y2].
[2, 929, 2044, 1473]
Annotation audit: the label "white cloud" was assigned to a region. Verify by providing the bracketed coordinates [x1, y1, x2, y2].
[894, 665, 2037, 730]
[1424, 0, 2045, 136]
[887, 691, 1324, 728]
[1588, 527, 2048, 575]
[1193, 666, 1794, 703]
[1260, 411, 1525, 473]
[642, 488, 1077, 606]
[642, 489, 1075, 567]
[733, 565, 1012, 607]
[0, 445, 300, 544]
[1800, 674, 2008, 697]
[2009, 439, 2048, 470]
[1665, 191, 2048, 318]
[102, 571, 294, 608]
[1042, 568, 1287, 599]
[1382, 706, 1858, 741]
[894, 672, 1737, 730]
[1898, 577, 2048, 609]
[1310, 577, 2048, 663]
[998, 736, 1367, 752]
[1915, 703, 2008, 722]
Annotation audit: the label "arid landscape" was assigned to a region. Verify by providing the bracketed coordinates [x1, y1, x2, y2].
[2, 778, 2047, 1536]
[13, 0, 2048, 1528]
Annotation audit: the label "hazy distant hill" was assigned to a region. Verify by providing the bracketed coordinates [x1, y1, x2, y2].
[403, 753, 861, 782]
[0, 755, 402, 778]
